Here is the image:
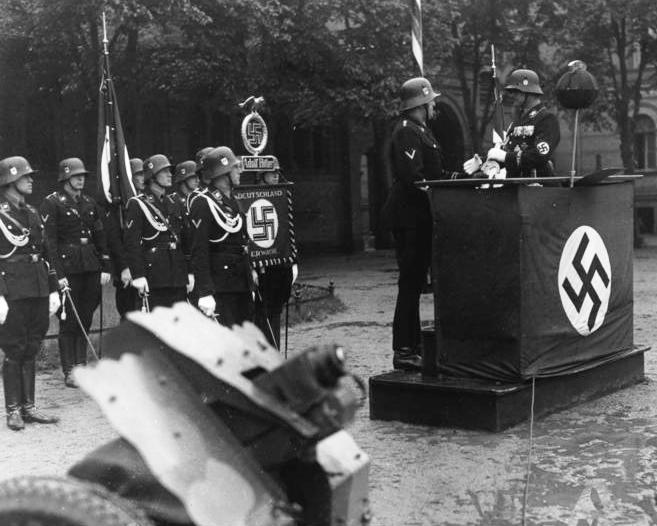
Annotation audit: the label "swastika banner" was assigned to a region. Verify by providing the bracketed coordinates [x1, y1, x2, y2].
[429, 182, 634, 381]
[233, 183, 297, 268]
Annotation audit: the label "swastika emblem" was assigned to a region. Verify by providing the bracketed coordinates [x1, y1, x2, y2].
[558, 226, 611, 336]
[247, 121, 263, 147]
[246, 198, 279, 249]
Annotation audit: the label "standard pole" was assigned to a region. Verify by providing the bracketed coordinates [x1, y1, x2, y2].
[569, 109, 580, 188]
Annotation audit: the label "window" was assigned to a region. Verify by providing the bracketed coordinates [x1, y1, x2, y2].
[634, 115, 656, 169]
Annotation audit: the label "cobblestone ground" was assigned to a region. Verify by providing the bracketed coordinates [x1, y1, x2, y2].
[1, 248, 657, 525]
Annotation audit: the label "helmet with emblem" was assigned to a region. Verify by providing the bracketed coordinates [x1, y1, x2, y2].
[504, 68, 544, 95]
[195, 146, 215, 173]
[58, 157, 89, 182]
[400, 77, 441, 111]
[204, 147, 240, 179]
[0, 156, 37, 187]
[143, 154, 172, 181]
[174, 160, 198, 185]
[129, 158, 144, 176]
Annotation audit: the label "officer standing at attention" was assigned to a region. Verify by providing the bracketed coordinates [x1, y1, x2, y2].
[253, 160, 298, 348]
[171, 160, 200, 212]
[0, 157, 61, 429]
[187, 146, 214, 210]
[383, 77, 446, 371]
[101, 158, 145, 319]
[463, 68, 560, 177]
[40, 158, 111, 388]
[124, 154, 191, 309]
[190, 147, 255, 326]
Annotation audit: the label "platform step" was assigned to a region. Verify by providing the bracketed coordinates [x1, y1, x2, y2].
[369, 348, 646, 432]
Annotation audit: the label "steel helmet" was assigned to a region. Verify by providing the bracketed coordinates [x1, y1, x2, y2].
[0, 156, 37, 187]
[204, 147, 240, 179]
[174, 160, 198, 185]
[504, 69, 544, 95]
[400, 77, 441, 111]
[143, 154, 172, 181]
[195, 146, 215, 173]
[129, 158, 144, 176]
[58, 157, 89, 182]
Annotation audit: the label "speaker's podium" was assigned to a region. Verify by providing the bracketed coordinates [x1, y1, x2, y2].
[370, 176, 648, 431]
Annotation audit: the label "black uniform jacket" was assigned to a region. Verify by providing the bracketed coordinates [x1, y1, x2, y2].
[124, 189, 189, 290]
[0, 198, 58, 300]
[40, 190, 110, 277]
[383, 116, 448, 230]
[190, 188, 251, 297]
[503, 103, 561, 177]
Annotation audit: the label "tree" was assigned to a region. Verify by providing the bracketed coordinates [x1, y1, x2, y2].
[554, 0, 657, 171]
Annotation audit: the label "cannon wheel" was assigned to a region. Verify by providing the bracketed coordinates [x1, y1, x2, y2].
[0, 476, 155, 526]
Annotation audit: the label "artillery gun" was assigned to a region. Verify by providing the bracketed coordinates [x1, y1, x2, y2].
[0, 303, 371, 526]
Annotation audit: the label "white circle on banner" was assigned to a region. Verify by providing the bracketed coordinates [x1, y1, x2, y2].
[246, 199, 279, 249]
[557, 225, 611, 336]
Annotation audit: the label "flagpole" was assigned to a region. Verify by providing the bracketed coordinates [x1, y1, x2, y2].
[411, 0, 423, 75]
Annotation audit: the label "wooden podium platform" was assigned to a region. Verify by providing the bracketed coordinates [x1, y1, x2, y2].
[370, 179, 647, 431]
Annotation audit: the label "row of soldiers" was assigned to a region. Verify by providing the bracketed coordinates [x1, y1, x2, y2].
[0, 146, 296, 431]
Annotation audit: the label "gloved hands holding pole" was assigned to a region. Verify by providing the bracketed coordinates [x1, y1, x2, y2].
[100, 272, 111, 286]
[131, 276, 149, 294]
[198, 295, 216, 317]
[120, 267, 132, 288]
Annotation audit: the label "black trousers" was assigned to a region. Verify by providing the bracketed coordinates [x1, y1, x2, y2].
[115, 283, 138, 320]
[214, 292, 254, 328]
[59, 272, 101, 373]
[392, 225, 432, 352]
[255, 267, 292, 349]
[0, 297, 49, 362]
[0, 297, 49, 411]
[147, 287, 187, 310]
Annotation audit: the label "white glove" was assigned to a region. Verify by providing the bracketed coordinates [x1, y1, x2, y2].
[291, 263, 299, 284]
[0, 296, 8, 325]
[58, 277, 69, 290]
[49, 291, 61, 316]
[100, 272, 112, 286]
[487, 147, 507, 163]
[251, 269, 259, 287]
[131, 276, 149, 294]
[463, 154, 482, 175]
[186, 273, 195, 294]
[198, 295, 216, 317]
[120, 267, 132, 288]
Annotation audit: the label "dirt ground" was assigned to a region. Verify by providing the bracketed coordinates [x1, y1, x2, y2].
[2, 247, 657, 525]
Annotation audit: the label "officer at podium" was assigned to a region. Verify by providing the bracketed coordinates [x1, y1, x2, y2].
[464, 68, 560, 178]
[383, 77, 446, 371]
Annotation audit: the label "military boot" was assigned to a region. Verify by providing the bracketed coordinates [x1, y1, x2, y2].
[392, 348, 423, 371]
[59, 335, 77, 387]
[21, 359, 58, 424]
[3, 358, 24, 430]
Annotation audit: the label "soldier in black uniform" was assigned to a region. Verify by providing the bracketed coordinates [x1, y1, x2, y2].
[40, 158, 111, 388]
[253, 162, 297, 349]
[464, 68, 560, 178]
[0, 156, 61, 429]
[124, 154, 191, 310]
[382, 77, 449, 371]
[102, 158, 145, 319]
[190, 146, 255, 327]
[171, 160, 199, 212]
[171, 160, 199, 300]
